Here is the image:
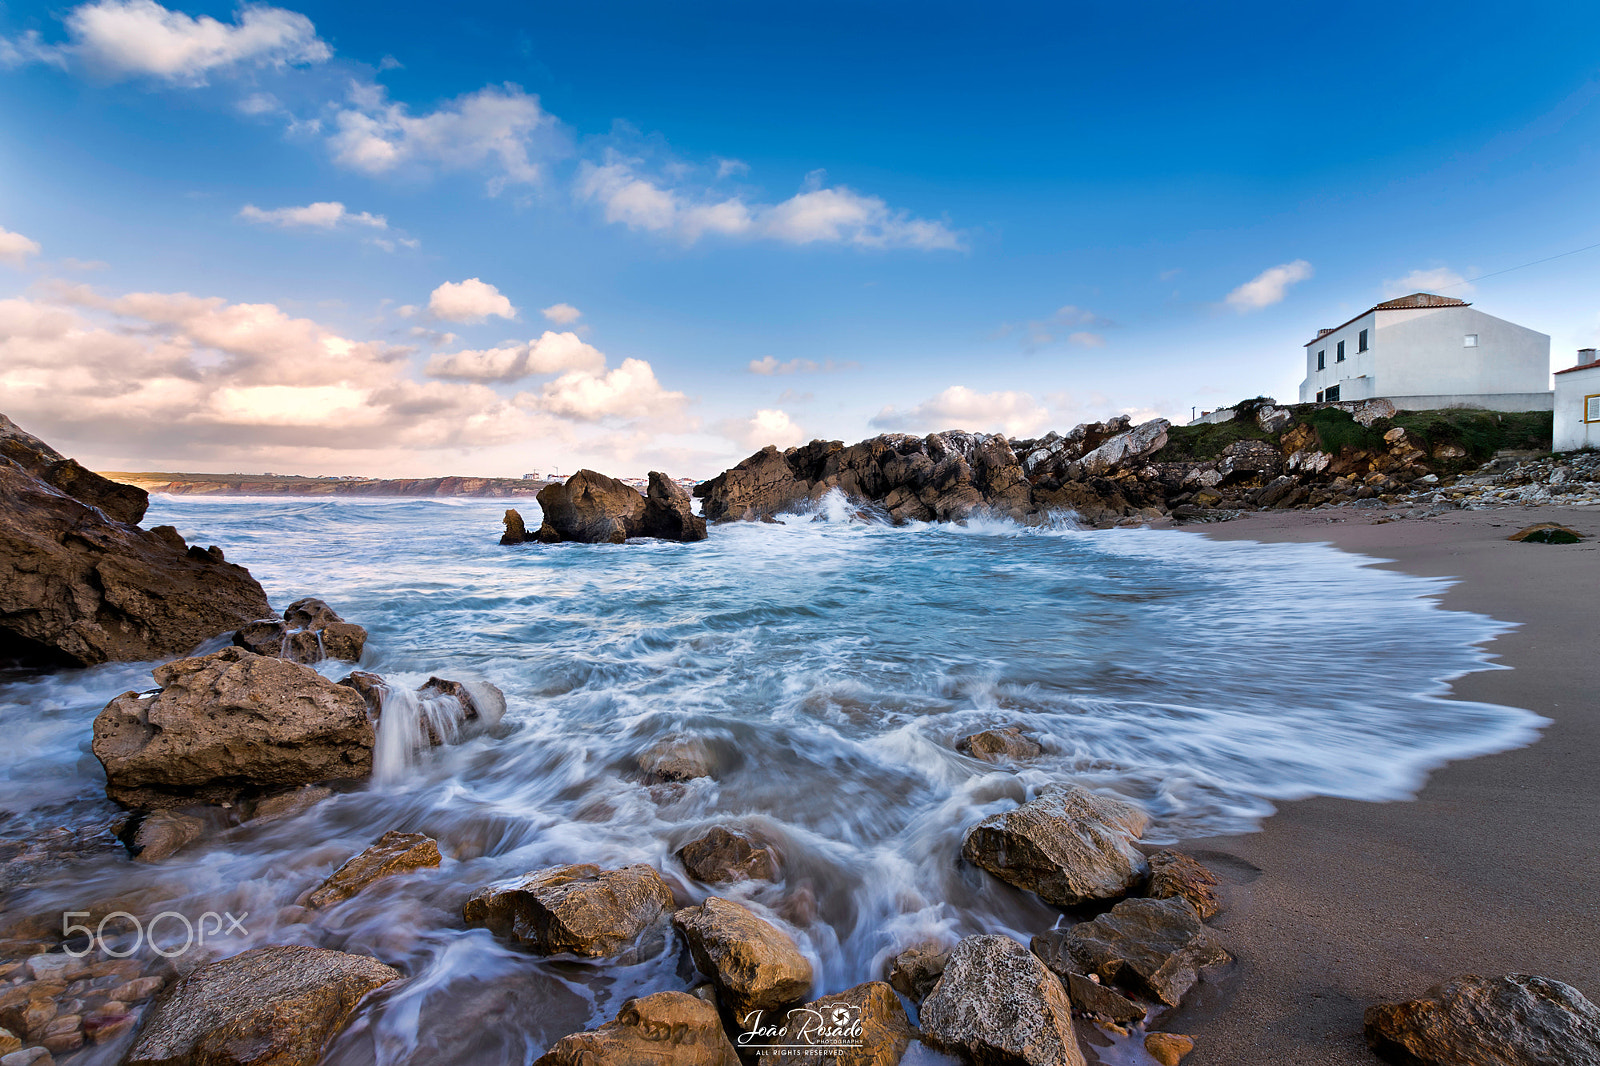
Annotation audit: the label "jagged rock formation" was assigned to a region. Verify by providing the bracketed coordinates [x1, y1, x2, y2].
[1031, 896, 1230, 1008]
[503, 469, 707, 544]
[0, 415, 272, 668]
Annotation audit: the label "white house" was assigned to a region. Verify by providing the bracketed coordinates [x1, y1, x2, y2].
[1298, 293, 1552, 411]
[1553, 348, 1600, 452]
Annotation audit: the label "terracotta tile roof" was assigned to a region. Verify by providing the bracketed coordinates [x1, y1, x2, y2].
[1554, 360, 1600, 375]
[1304, 293, 1473, 346]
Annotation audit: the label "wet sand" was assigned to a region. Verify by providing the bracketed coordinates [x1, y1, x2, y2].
[1166, 505, 1600, 1063]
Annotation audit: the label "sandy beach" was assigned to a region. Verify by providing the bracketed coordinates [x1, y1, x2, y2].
[1170, 505, 1600, 1063]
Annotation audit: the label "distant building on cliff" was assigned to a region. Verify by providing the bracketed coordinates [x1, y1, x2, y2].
[1298, 293, 1552, 412]
[1554, 348, 1600, 452]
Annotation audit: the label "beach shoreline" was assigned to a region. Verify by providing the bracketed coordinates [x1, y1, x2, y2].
[1168, 504, 1600, 1063]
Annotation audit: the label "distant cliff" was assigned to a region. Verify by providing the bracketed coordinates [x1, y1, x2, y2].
[102, 472, 551, 498]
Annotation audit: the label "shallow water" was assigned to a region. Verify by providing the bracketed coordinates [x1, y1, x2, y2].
[0, 494, 1544, 1063]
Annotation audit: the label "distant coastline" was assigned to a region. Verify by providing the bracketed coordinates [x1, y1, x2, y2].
[99, 471, 553, 498]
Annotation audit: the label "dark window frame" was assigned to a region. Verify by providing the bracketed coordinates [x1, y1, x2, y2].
[1317, 349, 1326, 370]
[1336, 340, 1346, 362]
[1358, 329, 1368, 352]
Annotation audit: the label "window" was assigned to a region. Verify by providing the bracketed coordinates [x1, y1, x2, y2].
[1586, 394, 1600, 423]
[1358, 329, 1368, 352]
[1464, 334, 1479, 347]
[1317, 350, 1326, 370]
[1324, 384, 1341, 401]
[1336, 340, 1345, 361]
[1316, 390, 1325, 402]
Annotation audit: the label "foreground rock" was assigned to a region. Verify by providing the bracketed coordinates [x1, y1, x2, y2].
[534, 991, 740, 1066]
[1144, 850, 1221, 920]
[675, 828, 778, 884]
[233, 597, 367, 662]
[919, 934, 1084, 1066]
[1144, 1032, 1196, 1065]
[0, 420, 270, 668]
[1032, 897, 1229, 1007]
[122, 945, 399, 1066]
[642, 472, 708, 541]
[508, 470, 707, 545]
[956, 726, 1042, 762]
[751, 981, 913, 1066]
[673, 897, 813, 1021]
[92, 647, 375, 809]
[885, 942, 949, 1004]
[463, 863, 675, 958]
[1364, 973, 1600, 1065]
[961, 785, 1149, 905]
[303, 831, 442, 909]
[1, 412, 148, 525]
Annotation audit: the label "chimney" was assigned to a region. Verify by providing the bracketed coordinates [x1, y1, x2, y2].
[1580, 348, 1598, 367]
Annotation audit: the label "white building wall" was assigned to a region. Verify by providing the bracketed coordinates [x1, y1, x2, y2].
[1373, 307, 1549, 398]
[1299, 312, 1377, 402]
[1554, 364, 1600, 452]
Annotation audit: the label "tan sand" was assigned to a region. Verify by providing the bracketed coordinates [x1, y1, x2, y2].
[1164, 505, 1600, 1064]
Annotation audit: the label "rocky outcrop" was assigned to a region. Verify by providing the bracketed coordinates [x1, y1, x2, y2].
[1364, 974, 1600, 1065]
[506, 470, 706, 544]
[751, 981, 913, 1066]
[1, 413, 148, 525]
[642, 472, 708, 541]
[961, 785, 1149, 906]
[675, 828, 778, 884]
[673, 897, 813, 1021]
[1144, 850, 1221, 920]
[1031, 897, 1229, 1007]
[121, 945, 399, 1066]
[91, 647, 375, 809]
[0, 431, 271, 668]
[885, 942, 949, 1004]
[232, 597, 367, 662]
[501, 509, 528, 545]
[463, 863, 676, 958]
[302, 831, 442, 909]
[534, 991, 741, 1066]
[919, 934, 1084, 1066]
[956, 726, 1042, 762]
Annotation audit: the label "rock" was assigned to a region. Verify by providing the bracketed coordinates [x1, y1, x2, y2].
[919, 934, 1084, 1066]
[109, 977, 165, 1003]
[534, 990, 741, 1066]
[955, 726, 1042, 762]
[121, 944, 399, 1066]
[1508, 523, 1583, 544]
[1079, 419, 1171, 477]
[1433, 442, 1468, 460]
[1144, 1032, 1196, 1065]
[339, 672, 504, 751]
[675, 827, 778, 884]
[130, 811, 206, 863]
[232, 597, 368, 663]
[638, 735, 714, 783]
[750, 981, 913, 1066]
[246, 785, 332, 824]
[1364, 973, 1600, 1066]
[1031, 897, 1229, 1007]
[1, 1049, 51, 1066]
[673, 897, 814, 1021]
[24, 956, 88, 983]
[501, 508, 529, 545]
[640, 472, 707, 542]
[463, 863, 675, 958]
[1255, 405, 1293, 433]
[1144, 850, 1221, 920]
[1, 412, 147, 525]
[960, 784, 1149, 906]
[0, 436, 271, 669]
[885, 942, 949, 1004]
[302, 831, 442, 909]
[1063, 972, 1144, 1027]
[0, 1030, 16, 1056]
[92, 646, 375, 809]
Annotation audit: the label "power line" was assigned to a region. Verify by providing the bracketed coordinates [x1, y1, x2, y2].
[1438, 239, 1600, 291]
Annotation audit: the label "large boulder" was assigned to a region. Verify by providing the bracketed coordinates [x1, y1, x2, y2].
[232, 598, 367, 663]
[0, 445, 270, 669]
[1364, 973, 1600, 1065]
[462, 863, 676, 958]
[534, 991, 740, 1066]
[121, 945, 399, 1066]
[0, 412, 147, 525]
[751, 980, 913, 1066]
[1031, 896, 1229, 1007]
[1077, 418, 1171, 477]
[302, 831, 442, 910]
[960, 784, 1149, 906]
[673, 897, 813, 1022]
[919, 934, 1084, 1066]
[91, 646, 376, 809]
[531, 470, 706, 544]
[640, 472, 707, 541]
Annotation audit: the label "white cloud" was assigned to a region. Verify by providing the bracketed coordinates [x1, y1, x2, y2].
[518, 357, 686, 422]
[721, 408, 806, 451]
[1225, 259, 1314, 311]
[541, 302, 582, 325]
[747, 355, 859, 375]
[869, 385, 1051, 438]
[1067, 331, 1105, 347]
[329, 82, 559, 192]
[426, 330, 606, 383]
[0, 226, 42, 267]
[5, 0, 332, 84]
[1383, 267, 1473, 298]
[577, 158, 962, 251]
[238, 201, 387, 230]
[427, 278, 516, 323]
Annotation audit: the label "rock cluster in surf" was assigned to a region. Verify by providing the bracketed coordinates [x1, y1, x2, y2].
[502, 469, 707, 545]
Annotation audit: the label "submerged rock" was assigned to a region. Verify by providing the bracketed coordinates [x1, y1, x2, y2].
[1031, 896, 1229, 1008]
[673, 897, 813, 1022]
[339, 671, 505, 747]
[638, 735, 715, 783]
[1364, 973, 1600, 1066]
[232, 597, 368, 662]
[1144, 850, 1221, 920]
[955, 726, 1042, 762]
[675, 827, 778, 884]
[129, 811, 206, 864]
[463, 863, 676, 958]
[960, 784, 1149, 906]
[751, 980, 913, 1066]
[92, 647, 375, 809]
[534, 990, 740, 1066]
[919, 934, 1084, 1066]
[884, 942, 949, 1004]
[121, 945, 399, 1066]
[302, 831, 442, 909]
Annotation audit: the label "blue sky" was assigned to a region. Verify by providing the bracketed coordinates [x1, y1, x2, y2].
[3, 0, 1600, 477]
